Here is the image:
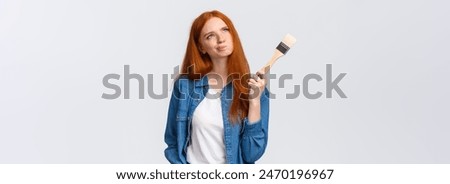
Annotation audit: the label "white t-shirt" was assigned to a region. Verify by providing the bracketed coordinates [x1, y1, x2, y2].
[186, 88, 226, 164]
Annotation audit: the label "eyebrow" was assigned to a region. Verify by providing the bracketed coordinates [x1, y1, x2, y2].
[203, 31, 213, 38]
[203, 26, 229, 38]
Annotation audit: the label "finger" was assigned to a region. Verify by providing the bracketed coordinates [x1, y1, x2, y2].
[256, 73, 264, 80]
[256, 70, 265, 79]
[248, 81, 260, 89]
[248, 82, 258, 88]
[253, 76, 265, 86]
[250, 74, 260, 81]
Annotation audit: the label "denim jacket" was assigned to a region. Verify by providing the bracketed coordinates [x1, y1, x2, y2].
[164, 75, 270, 164]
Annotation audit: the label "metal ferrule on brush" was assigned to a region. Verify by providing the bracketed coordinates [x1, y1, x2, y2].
[276, 42, 290, 54]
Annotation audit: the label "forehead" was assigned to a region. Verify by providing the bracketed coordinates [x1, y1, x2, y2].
[201, 17, 228, 34]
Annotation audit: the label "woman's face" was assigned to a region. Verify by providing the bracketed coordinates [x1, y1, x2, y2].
[198, 17, 234, 61]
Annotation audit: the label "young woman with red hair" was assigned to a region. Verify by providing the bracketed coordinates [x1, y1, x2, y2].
[164, 10, 270, 164]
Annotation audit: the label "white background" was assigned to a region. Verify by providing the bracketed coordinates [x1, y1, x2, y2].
[1, 0, 449, 163]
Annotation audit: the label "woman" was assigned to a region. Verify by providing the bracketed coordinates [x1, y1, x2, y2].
[164, 10, 270, 164]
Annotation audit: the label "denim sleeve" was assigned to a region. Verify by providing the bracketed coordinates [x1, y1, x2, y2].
[164, 79, 183, 164]
[240, 87, 270, 163]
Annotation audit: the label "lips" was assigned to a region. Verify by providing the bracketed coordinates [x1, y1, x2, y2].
[216, 45, 227, 51]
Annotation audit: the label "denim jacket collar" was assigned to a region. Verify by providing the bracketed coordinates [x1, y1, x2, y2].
[194, 75, 209, 88]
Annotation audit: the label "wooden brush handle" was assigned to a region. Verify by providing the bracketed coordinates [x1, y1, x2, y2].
[256, 34, 296, 79]
[257, 50, 284, 76]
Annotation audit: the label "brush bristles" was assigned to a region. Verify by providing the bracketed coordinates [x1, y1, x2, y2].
[276, 34, 297, 54]
[282, 34, 297, 48]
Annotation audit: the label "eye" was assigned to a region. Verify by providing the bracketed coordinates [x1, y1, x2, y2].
[222, 27, 229, 32]
[206, 34, 216, 40]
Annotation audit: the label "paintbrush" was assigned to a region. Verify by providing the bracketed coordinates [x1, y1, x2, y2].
[256, 34, 297, 78]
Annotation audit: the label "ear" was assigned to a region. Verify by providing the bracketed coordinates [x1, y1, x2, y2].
[198, 44, 207, 54]
[198, 47, 206, 54]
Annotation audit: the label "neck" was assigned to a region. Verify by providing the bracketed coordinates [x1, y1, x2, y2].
[210, 57, 228, 79]
[208, 57, 228, 89]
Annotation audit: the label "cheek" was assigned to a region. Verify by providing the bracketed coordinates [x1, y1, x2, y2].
[202, 42, 214, 50]
[199, 43, 210, 52]
[227, 34, 234, 46]
[228, 40, 234, 50]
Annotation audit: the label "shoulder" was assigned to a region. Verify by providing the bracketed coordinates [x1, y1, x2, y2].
[173, 74, 193, 91]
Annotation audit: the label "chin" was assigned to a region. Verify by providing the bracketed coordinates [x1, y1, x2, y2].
[222, 50, 233, 56]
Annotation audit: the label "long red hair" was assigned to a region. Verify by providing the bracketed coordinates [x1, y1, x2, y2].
[180, 10, 250, 124]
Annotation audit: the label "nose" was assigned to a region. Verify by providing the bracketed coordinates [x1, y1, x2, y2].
[217, 33, 225, 43]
